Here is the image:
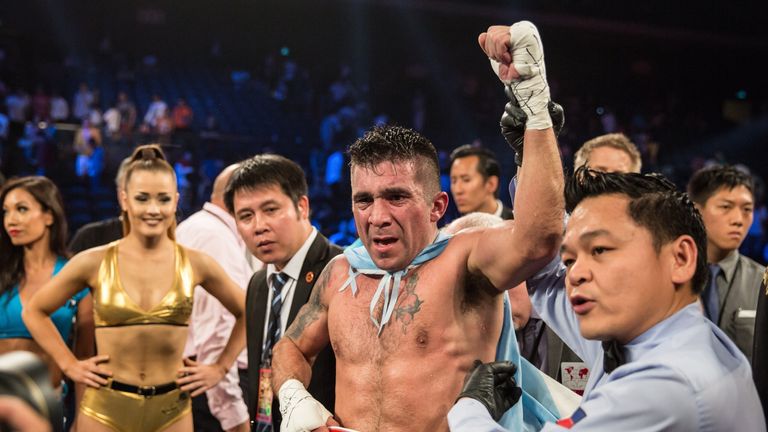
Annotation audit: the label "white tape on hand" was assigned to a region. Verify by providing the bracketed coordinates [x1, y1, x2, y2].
[279, 379, 332, 432]
[509, 21, 546, 81]
[491, 21, 552, 130]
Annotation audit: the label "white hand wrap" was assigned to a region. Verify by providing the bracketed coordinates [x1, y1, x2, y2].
[278, 379, 332, 432]
[490, 21, 552, 130]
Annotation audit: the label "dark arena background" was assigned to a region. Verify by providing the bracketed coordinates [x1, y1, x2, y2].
[2, 0, 767, 262]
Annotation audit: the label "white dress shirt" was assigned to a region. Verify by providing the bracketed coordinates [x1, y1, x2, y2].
[262, 228, 319, 343]
[177, 202, 260, 430]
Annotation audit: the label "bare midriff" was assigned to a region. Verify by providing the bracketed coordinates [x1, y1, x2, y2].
[95, 325, 188, 385]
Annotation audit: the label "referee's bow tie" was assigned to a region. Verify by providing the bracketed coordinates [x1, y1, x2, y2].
[602, 340, 625, 373]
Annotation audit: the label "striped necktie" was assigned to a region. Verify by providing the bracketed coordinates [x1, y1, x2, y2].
[262, 272, 288, 365]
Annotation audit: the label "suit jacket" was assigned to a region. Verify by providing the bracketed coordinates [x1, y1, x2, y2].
[518, 318, 584, 384]
[716, 253, 765, 362]
[752, 267, 768, 425]
[68, 216, 123, 253]
[544, 327, 585, 382]
[245, 233, 341, 428]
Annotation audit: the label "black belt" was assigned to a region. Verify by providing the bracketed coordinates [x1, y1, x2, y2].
[109, 379, 178, 397]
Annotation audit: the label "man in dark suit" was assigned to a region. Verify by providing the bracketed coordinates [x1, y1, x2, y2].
[752, 267, 768, 424]
[68, 157, 130, 253]
[224, 154, 340, 432]
[688, 165, 765, 362]
[449, 144, 514, 220]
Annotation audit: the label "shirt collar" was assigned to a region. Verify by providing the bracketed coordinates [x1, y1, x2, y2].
[267, 227, 318, 283]
[624, 302, 703, 363]
[716, 250, 740, 283]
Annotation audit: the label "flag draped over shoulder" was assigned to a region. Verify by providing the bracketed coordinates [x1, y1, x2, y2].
[339, 232, 580, 430]
[497, 292, 581, 430]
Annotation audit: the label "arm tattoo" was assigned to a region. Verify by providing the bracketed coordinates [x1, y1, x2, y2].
[395, 272, 424, 334]
[285, 264, 332, 341]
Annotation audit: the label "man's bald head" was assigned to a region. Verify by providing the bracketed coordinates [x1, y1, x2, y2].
[211, 164, 241, 209]
[444, 212, 505, 235]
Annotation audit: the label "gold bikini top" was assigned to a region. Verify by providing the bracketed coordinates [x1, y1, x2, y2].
[94, 240, 194, 328]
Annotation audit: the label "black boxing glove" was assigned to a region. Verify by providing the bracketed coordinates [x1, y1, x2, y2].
[500, 85, 565, 166]
[456, 360, 522, 421]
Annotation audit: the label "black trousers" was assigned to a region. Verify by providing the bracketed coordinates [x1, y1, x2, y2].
[192, 369, 249, 432]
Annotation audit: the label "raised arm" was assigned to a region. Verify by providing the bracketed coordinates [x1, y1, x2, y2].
[177, 249, 246, 396]
[469, 22, 565, 291]
[271, 256, 340, 432]
[22, 249, 112, 388]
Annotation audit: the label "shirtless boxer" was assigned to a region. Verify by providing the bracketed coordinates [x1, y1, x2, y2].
[272, 21, 564, 432]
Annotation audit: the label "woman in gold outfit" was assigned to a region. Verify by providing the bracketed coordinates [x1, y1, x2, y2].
[24, 145, 246, 432]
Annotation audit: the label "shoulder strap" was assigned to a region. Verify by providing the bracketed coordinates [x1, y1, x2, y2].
[97, 240, 120, 290]
[174, 242, 195, 295]
[53, 256, 67, 275]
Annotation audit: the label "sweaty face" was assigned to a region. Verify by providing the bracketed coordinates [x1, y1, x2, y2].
[587, 146, 635, 174]
[233, 184, 310, 270]
[450, 155, 497, 215]
[698, 185, 753, 258]
[561, 194, 677, 344]
[352, 161, 445, 272]
[3, 188, 53, 247]
[121, 170, 178, 239]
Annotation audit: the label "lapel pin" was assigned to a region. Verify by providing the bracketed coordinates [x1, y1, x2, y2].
[305, 271, 315, 283]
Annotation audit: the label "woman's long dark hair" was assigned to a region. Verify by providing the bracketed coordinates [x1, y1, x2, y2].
[0, 176, 68, 298]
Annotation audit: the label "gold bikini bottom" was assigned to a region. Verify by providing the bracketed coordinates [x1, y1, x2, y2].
[79, 382, 191, 432]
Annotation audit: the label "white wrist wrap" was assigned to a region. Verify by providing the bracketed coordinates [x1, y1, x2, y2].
[490, 21, 552, 130]
[278, 379, 332, 432]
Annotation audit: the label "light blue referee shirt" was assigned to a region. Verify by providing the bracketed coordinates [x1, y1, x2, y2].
[448, 258, 765, 431]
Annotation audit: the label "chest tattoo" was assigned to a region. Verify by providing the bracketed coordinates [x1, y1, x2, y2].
[394, 273, 424, 334]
